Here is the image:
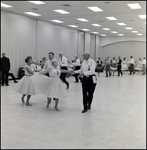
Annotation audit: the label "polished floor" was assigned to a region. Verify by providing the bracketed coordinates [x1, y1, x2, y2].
[1, 72, 146, 149]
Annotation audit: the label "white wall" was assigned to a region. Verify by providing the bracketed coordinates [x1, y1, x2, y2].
[1, 10, 79, 77]
[100, 36, 146, 47]
[101, 41, 146, 61]
[100, 36, 146, 61]
[1, 10, 37, 77]
[36, 20, 77, 62]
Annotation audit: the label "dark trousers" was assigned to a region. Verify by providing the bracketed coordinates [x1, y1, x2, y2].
[2, 71, 9, 85]
[8, 73, 17, 82]
[82, 76, 96, 110]
[106, 65, 111, 77]
[129, 64, 135, 74]
[117, 65, 122, 76]
[60, 66, 69, 88]
[74, 66, 81, 82]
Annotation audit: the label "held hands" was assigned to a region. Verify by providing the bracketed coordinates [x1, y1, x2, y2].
[77, 73, 84, 78]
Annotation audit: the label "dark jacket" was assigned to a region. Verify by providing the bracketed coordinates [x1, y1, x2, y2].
[0, 56, 10, 71]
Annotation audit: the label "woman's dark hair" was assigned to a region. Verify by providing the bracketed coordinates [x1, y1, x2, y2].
[49, 52, 54, 55]
[25, 56, 32, 63]
[123, 57, 126, 60]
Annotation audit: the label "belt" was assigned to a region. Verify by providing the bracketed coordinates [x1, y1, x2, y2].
[25, 75, 31, 76]
[83, 74, 95, 78]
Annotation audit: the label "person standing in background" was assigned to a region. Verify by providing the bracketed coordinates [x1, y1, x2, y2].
[117, 56, 123, 76]
[105, 57, 111, 77]
[142, 57, 146, 75]
[128, 56, 135, 75]
[0, 53, 10, 86]
[95, 57, 103, 76]
[59, 52, 69, 89]
[122, 57, 128, 73]
[72, 55, 81, 83]
[41, 57, 47, 69]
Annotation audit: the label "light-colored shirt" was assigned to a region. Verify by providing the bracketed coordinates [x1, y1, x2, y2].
[75, 58, 96, 76]
[41, 58, 60, 74]
[31, 64, 41, 72]
[73, 58, 81, 66]
[25, 65, 34, 76]
[142, 59, 146, 65]
[59, 56, 68, 67]
[128, 58, 135, 64]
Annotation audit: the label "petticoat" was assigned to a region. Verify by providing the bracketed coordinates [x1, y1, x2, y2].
[14, 76, 38, 95]
[31, 73, 67, 99]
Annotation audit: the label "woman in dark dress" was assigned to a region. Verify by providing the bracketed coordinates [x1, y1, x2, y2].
[95, 57, 103, 76]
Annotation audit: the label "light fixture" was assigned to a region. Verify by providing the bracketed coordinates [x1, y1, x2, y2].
[138, 15, 146, 19]
[92, 32, 99, 34]
[68, 25, 78, 28]
[24, 12, 41, 16]
[127, 3, 142, 9]
[131, 31, 138, 33]
[111, 31, 118, 33]
[102, 28, 110, 30]
[125, 27, 133, 30]
[117, 23, 126, 26]
[137, 33, 143, 35]
[105, 17, 117, 20]
[1, 3, 13, 8]
[54, 9, 70, 14]
[91, 24, 101, 27]
[77, 18, 89, 22]
[82, 29, 90, 31]
[51, 20, 64, 23]
[28, 1, 45, 5]
[100, 34, 107, 36]
[87, 6, 103, 12]
[118, 34, 124, 36]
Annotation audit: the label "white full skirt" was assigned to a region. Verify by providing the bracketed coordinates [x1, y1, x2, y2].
[14, 76, 38, 95]
[122, 64, 128, 71]
[31, 73, 67, 99]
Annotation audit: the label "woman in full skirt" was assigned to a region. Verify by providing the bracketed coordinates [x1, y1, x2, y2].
[14, 56, 38, 106]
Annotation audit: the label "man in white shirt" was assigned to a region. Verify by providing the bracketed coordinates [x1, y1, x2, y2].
[142, 57, 146, 75]
[72, 55, 81, 83]
[128, 56, 135, 75]
[59, 52, 69, 89]
[40, 52, 60, 110]
[73, 51, 97, 113]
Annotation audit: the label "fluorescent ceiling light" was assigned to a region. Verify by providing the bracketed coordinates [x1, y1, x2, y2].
[106, 17, 117, 20]
[91, 24, 101, 27]
[118, 34, 124, 36]
[82, 29, 90, 31]
[125, 27, 133, 30]
[102, 28, 110, 30]
[24, 12, 41, 16]
[131, 31, 138, 33]
[28, 1, 45, 5]
[137, 33, 143, 35]
[68, 25, 78, 28]
[127, 3, 142, 9]
[1, 3, 13, 8]
[138, 15, 146, 19]
[88, 6, 103, 12]
[92, 32, 99, 34]
[51, 20, 64, 23]
[54, 9, 70, 14]
[111, 31, 118, 33]
[77, 18, 89, 22]
[117, 23, 126, 26]
[100, 34, 107, 36]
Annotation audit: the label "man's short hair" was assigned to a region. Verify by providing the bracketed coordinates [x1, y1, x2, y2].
[49, 52, 54, 55]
